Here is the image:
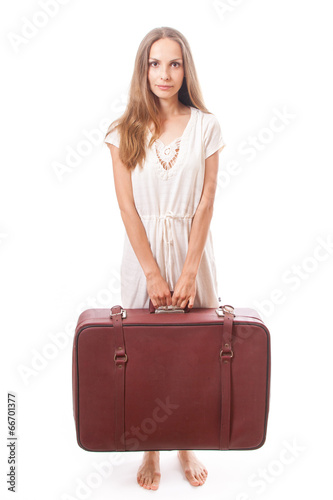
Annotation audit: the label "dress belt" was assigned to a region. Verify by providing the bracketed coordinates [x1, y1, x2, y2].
[140, 211, 193, 289]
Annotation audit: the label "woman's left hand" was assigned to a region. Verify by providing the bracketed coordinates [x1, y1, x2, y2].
[171, 272, 196, 309]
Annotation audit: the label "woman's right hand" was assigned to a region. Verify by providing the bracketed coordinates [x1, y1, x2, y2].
[146, 271, 172, 309]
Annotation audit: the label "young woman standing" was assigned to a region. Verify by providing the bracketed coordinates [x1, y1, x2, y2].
[105, 26, 225, 490]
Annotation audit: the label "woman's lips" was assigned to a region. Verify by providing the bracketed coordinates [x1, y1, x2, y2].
[157, 85, 172, 90]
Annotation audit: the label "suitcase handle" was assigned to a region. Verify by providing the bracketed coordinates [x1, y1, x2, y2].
[149, 291, 190, 313]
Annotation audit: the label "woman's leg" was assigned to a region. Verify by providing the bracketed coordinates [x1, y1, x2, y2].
[137, 451, 161, 490]
[177, 450, 208, 486]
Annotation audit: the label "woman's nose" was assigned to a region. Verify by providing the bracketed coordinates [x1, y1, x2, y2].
[159, 66, 170, 79]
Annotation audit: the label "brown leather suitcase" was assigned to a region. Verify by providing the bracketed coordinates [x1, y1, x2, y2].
[72, 300, 271, 452]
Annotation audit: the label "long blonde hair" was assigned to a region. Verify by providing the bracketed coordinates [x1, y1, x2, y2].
[104, 26, 211, 171]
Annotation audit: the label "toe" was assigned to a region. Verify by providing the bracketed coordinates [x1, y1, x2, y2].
[152, 473, 161, 489]
[142, 477, 148, 488]
[187, 471, 200, 485]
[195, 474, 203, 484]
[199, 472, 206, 483]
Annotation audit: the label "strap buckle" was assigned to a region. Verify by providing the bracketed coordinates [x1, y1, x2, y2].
[110, 308, 127, 319]
[222, 305, 235, 316]
[215, 304, 235, 317]
[220, 349, 234, 358]
[114, 353, 128, 362]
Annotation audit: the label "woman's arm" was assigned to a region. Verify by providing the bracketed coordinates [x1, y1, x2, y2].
[107, 143, 160, 278]
[182, 149, 222, 278]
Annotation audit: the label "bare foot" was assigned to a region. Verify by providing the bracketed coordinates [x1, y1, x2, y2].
[177, 450, 208, 486]
[137, 451, 161, 490]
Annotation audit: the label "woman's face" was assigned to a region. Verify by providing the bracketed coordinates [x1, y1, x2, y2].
[147, 38, 185, 101]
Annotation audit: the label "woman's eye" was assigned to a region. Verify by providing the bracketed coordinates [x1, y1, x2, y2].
[149, 62, 180, 68]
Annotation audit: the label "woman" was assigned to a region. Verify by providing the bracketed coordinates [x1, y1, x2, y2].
[104, 26, 225, 490]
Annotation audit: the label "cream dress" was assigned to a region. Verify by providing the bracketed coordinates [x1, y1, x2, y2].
[105, 106, 225, 309]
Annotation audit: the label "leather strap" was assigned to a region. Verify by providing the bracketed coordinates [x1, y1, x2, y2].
[220, 309, 234, 449]
[111, 305, 127, 451]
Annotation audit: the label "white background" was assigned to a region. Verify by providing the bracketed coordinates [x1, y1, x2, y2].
[1, 0, 332, 498]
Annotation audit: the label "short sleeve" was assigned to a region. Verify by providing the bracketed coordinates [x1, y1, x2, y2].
[203, 113, 226, 159]
[104, 125, 120, 148]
